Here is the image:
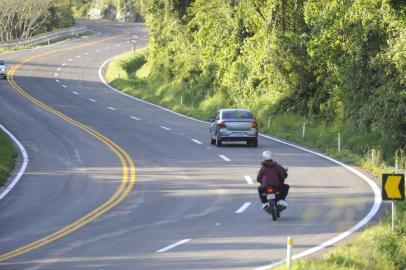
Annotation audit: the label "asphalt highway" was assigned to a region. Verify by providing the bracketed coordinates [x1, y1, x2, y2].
[0, 20, 381, 270]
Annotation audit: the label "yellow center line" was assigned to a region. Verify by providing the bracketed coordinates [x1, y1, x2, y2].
[0, 32, 136, 261]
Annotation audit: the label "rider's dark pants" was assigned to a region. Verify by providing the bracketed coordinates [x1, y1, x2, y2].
[258, 184, 290, 203]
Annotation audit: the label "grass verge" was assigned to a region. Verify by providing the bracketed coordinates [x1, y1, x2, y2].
[275, 200, 406, 270]
[105, 49, 406, 270]
[0, 129, 17, 187]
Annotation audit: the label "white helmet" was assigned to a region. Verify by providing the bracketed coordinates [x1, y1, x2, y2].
[262, 150, 272, 161]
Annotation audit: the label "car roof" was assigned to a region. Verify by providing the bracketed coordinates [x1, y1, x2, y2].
[220, 109, 252, 113]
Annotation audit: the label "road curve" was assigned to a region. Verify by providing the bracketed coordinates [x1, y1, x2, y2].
[0, 20, 381, 270]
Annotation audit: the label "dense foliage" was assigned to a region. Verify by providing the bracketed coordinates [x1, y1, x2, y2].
[143, 0, 405, 159]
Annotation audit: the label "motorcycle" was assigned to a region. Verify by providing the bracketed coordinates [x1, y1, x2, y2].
[263, 186, 286, 221]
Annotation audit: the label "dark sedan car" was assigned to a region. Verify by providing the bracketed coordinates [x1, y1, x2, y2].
[209, 109, 258, 147]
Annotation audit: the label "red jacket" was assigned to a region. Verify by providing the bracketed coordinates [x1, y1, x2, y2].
[257, 160, 285, 186]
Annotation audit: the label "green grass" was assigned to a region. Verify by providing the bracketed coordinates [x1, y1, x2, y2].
[0, 130, 17, 186]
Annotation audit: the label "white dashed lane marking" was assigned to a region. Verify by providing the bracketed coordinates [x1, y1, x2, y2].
[160, 126, 171, 131]
[235, 202, 251, 214]
[219, 155, 231, 162]
[156, 239, 191, 253]
[56, 80, 59, 83]
[89, 99, 96, 102]
[72, 91, 79, 95]
[244, 175, 254, 185]
[107, 107, 116, 111]
[62, 85, 67, 88]
[131, 116, 140, 120]
[191, 139, 202, 145]
[62, 63, 66, 66]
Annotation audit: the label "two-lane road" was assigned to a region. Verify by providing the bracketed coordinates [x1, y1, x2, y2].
[0, 20, 380, 270]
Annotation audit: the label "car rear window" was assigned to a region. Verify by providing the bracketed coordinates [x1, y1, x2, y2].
[222, 110, 254, 119]
[0, 60, 4, 65]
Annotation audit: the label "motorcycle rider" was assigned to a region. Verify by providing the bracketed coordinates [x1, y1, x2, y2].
[257, 150, 289, 210]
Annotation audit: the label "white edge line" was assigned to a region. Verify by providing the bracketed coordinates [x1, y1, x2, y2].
[219, 155, 231, 162]
[156, 239, 190, 253]
[159, 126, 171, 131]
[244, 175, 254, 185]
[0, 124, 29, 200]
[235, 202, 251, 214]
[191, 139, 202, 145]
[98, 53, 382, 268]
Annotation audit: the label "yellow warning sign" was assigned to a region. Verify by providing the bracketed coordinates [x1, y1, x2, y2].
[382, 174, 405, 200]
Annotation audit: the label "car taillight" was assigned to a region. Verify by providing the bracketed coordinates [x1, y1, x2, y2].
[251, 121, 257, 128]
[218, 122, 226, 129]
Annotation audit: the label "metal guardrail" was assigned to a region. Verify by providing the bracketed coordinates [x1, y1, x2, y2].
[0, 26, 88, 49]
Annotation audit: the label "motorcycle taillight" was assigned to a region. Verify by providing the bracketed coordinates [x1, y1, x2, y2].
[266, 188, 274, 193]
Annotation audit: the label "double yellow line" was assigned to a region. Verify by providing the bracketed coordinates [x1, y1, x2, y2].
[0, 36, 136, 261]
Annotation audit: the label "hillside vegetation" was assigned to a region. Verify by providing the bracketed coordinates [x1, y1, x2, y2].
[136, 0, 405, 165]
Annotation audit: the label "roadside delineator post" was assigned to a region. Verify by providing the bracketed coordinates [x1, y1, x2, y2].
[382, 170, 405, 231]
[302, 122, 306, 138]
[287, 236, 293, 269]
[338, 133, 341, 153]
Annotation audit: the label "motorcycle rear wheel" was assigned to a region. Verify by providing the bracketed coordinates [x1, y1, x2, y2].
[269, 200, 277, 220]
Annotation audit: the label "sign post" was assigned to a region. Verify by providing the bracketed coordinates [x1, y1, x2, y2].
[382, 173, 405, 230]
